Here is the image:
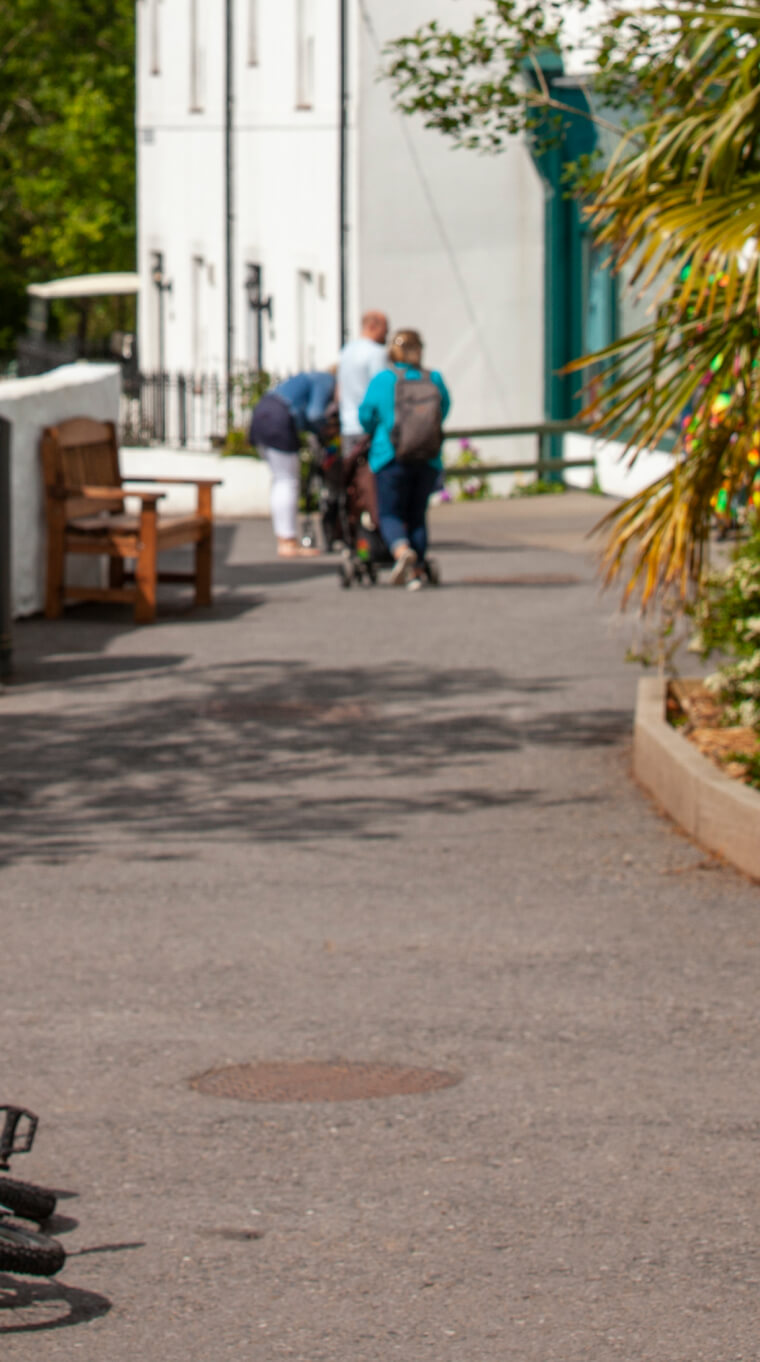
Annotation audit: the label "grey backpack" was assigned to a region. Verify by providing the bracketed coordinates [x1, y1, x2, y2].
[390, 365, 443, 462]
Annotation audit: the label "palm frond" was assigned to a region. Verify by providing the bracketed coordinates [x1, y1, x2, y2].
[568, 1, 760, 605]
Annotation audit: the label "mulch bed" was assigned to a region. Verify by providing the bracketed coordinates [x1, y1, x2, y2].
[667, 679, 760, 783]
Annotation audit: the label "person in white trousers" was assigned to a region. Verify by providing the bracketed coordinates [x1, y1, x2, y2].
[249, 371, 336, 557]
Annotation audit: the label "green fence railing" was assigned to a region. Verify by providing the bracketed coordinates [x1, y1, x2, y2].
[441, 421, 594, 482]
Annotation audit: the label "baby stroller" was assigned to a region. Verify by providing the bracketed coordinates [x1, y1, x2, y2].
[338, 439, 440, 589]
[299, 405, 348, 552]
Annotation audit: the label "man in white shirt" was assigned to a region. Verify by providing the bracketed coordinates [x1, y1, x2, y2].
[337, 310, 388, 455]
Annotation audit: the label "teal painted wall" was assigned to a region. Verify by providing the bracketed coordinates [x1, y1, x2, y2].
[529, 71, 618, 466]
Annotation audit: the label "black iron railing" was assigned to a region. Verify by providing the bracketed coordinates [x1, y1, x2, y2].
[118, 376, 598, 491]
[119, 371, 263, 447]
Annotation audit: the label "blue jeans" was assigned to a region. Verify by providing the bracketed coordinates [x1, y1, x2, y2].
[374, 460, 438, 562]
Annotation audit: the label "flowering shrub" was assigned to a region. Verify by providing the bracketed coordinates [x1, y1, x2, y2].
[510, 477, 565, 498]
[222, 426, 258, 457]
[690, 516, 760, 729]
[449, 439, 490, 501]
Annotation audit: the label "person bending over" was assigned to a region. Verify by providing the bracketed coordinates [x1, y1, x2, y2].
[249, 371, 335, 558]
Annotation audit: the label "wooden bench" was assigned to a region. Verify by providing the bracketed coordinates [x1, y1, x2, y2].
[41, 416, 220, 623]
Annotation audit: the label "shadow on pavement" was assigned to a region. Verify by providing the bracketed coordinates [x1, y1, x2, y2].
[9, 596, 268, 689]
[12, 652, 188, 688]
[0, 658, 630, 866]
[0, 1276, 112, 1333]
[42, 1214, 79, 1236]
[424, 538, 529, 554]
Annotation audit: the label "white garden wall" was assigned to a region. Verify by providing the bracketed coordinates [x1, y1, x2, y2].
[120, 446, 271, 517]
[0, 363, 121, 618]
[564, 431, 675, 498]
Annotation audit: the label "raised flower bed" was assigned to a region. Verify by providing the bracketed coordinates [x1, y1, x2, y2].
[633, 677, 760, 881]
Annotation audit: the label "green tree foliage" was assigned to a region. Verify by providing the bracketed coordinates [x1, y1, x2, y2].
[387, 2, 760, 606]
[0, 1, 135, 356]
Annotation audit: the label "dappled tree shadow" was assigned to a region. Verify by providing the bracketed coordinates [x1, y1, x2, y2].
[0, 656, 629, 866]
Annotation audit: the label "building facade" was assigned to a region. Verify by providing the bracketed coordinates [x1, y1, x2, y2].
[136, 0, 552, 437]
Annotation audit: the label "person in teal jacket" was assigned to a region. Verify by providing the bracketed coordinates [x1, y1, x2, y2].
[358, 329, 451, 588]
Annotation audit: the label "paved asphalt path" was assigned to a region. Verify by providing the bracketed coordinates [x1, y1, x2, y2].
[1, 493, 759, 1361]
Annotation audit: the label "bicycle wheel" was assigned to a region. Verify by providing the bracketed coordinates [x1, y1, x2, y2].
[0, 1220, 65, 1277]
[0, 1176, 57, 1223]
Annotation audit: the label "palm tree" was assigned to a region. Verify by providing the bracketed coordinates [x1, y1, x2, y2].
[580, 1, 760, 604]
[387, 0, 760, 605]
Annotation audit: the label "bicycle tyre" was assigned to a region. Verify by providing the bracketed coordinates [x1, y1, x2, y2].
[0, 1176, 57, 1223]
[0, 1220, 65, 1276]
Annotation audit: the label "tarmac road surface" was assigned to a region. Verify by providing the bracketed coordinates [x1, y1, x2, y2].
[1, 494, 759, 1361]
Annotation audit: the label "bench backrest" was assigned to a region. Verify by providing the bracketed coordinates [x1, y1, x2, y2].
[41, 417, 122, 520]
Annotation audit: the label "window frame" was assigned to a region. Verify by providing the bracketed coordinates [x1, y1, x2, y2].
[295, 0, 315, 110]
[189, 0, 204, 111]
[149, 0, 161, 75]
[247, 0, 259, 67]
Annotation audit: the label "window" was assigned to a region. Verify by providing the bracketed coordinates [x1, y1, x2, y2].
[149, 0, 161, 75]
[189, 0, 204, 111]
[295, 0, 315, 109]
[247, 0, 259, 66]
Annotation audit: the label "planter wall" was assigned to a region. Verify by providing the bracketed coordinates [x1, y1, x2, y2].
[634, 676, 760, 882]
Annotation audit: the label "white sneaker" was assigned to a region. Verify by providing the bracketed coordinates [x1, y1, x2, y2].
[389, 544, 416, 586]
[406, 574, 424, 592]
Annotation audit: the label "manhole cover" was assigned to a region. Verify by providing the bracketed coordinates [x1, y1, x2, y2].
[189, 1060, 461, 1103]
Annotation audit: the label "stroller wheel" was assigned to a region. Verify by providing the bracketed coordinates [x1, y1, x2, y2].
[367, 562, 378, 585]
[424, 557, 441, 586]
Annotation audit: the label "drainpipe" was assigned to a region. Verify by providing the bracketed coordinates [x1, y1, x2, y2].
[0, 418, 12, 682]
[339, 0, 348, 347]
[225, 0, 234, 431]
[541, 140, 571, 470]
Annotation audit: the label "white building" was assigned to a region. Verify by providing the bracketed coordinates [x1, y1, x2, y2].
[136, 0, 552, 439]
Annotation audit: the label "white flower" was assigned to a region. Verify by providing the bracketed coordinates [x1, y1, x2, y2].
[738, 699, 760, 727]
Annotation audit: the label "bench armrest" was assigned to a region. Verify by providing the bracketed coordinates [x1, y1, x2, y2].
[80, 484, 165, 507]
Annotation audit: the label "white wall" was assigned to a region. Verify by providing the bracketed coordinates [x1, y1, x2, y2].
[137, 0, 342, 378]
[137, 0, 546, 428]
[236, 0, 341, 374]
[355, 0, 545, 451]
[137, 0, 227, 374]
[0, 364, 121, 618]
[121, 445, 271, 516]
[565, 431, 675, 497]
